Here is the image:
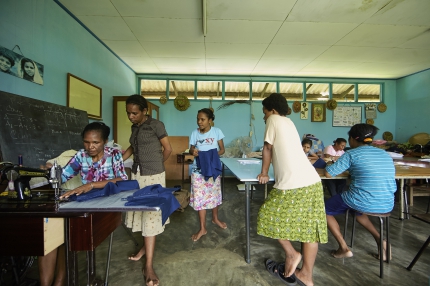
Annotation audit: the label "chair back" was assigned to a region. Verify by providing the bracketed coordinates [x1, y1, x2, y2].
[303, 134, 325, 156]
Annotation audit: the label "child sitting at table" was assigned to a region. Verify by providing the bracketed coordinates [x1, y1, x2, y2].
[302, 138, 319, 160]
[189, 108, 227, 242]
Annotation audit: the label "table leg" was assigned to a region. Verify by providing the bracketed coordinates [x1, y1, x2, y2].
[181, 154, 185, 184]
[399, 179, 410, 220]
[104, 232, 114, 285]
[221, 163, 225, 200]
[245, 182, 251, 264]
[86, 250, 96, 286]
[65, 218, 79, 286]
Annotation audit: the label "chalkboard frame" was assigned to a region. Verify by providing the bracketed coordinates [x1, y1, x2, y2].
[67, 73, 102, 120]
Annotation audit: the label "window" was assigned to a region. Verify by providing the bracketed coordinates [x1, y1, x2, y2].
[224, 82, 250, 100]
[140, 79, 167, 99]
[332, 84, 355, 102]
[357, 84, 381, 102]
[306, 83, 330, 102]
[168, 80, 194, 99]
[197, 81, 222, 100]
[251, 82, 276, 101]
[279, 82, 303, 101]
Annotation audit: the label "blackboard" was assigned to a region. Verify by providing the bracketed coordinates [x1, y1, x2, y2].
[0, 91, 88, 167]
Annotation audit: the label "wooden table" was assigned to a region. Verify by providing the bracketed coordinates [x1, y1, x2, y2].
[0, 190, 158, 286]
[177, 152, 194, 183]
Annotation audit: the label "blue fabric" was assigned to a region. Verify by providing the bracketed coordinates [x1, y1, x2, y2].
[68, 180, 139, 202]
[313, 158, 327, 168]
[325, 194, 362, 216]
[195, 149, 222, 181]
[325, 145, 396, 214]
[123, 184, 181, 224]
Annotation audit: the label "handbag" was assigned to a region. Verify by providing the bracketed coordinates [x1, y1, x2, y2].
[173, 189, 190, 212]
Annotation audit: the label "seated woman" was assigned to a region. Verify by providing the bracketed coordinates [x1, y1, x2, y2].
[302, 138, 319, 160]
[323, 138, 347, 196]
[39, 122, 128, 286]
[324, 124, 396, 259]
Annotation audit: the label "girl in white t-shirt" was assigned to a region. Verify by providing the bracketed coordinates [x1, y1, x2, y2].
[189, 108, 226, 242]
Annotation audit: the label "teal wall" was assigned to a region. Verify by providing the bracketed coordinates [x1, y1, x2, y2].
[396, 69, 430, 143]
[148, 77, 397, 150]
[0, 0, 136, 138]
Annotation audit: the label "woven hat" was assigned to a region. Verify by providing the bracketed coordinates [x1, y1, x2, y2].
[326, 99, 337, 110]
[382, 131, 393, 141]
[292, 101, 301, 113]
[174, 95, 190, 111]
[159, 96, 167, 105]
[377, 103, 387, 113]
[366, 118, 374, 125]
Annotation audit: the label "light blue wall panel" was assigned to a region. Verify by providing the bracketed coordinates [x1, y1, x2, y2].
[396, 69, 430, 143]
[0, 0, 136, 139]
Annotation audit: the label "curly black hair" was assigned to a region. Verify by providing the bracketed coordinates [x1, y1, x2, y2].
[348, 124, 379, 144]
[302, 138, 313, 146]
[333, 138, 347, 145]
[262, 93, 289, 116]
[198, 108, 215, 121]
[82, 122, 110, 141]
[126, 94, 148, 111]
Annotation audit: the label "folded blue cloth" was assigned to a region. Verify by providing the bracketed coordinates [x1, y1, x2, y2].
[313, 158, 327, 169]
[196, 149, 222, 181]
[68, 180, 139, 202]
[124, 184, 181, 224]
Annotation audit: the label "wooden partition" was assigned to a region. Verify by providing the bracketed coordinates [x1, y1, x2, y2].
[165, 136, 189, 180]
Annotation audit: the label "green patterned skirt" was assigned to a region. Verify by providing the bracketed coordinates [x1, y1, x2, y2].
[257, 181, 328, 243]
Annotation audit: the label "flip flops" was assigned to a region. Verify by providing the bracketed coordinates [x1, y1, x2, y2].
[265, 259, 297, 286]
[291, 273, 307, 286]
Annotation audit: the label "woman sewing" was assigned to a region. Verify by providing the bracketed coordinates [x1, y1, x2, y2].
[40, 122, 128, 286]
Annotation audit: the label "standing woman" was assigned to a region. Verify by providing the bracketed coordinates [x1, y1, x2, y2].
[257, 93, 327, 286]
[42, 122, 128, 286]
[189, 108, 226, 242]
[122, 94, 172, 286]
[323, 138, 347, 196]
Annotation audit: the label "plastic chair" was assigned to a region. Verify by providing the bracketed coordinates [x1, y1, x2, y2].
[343, 210, 391, 278]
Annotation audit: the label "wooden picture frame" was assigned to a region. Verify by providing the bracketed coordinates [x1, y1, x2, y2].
[67, 73, 102, 120]
[311, 103, 326, 122]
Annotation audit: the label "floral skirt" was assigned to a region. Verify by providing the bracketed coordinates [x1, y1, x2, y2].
[190, 172, 222, 211]
[257, 181, 328, 243]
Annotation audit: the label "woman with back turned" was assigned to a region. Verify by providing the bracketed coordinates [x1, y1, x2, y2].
[257, 93, 327, 286]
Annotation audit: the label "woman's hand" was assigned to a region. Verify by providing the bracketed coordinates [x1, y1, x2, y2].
[60, 183, 93, 199]
[257, 173, 269, 184]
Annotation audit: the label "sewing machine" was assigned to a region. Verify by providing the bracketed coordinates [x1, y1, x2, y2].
[2, 161, 62, 200]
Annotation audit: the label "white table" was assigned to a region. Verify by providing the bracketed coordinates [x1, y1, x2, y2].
[221, 158, 274, 263]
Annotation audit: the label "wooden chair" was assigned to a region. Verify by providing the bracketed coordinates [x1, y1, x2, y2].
[408, 183, 430, 206]
[343, 210, 391, 278]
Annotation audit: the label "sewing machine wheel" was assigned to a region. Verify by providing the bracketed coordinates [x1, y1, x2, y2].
[0, 256, 35, 285]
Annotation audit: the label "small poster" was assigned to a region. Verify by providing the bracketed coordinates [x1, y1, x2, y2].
[333, 106, 362, 127]
[365, 103, 377, 119]
[300, 102, 309, 119]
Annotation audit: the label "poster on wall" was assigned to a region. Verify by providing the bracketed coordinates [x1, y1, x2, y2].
[333, 106, 362, 127]
[300, 102, 309, 119]
[0, 45, 44, 85]
[365, 103, 377, 119]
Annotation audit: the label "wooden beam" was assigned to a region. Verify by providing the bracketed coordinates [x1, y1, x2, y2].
[305, 84, 313, 92]
[260, 83, 269, 97]
[171, 81, 179, 98]
[340, 85, 354, 97]
[217, 82, 220, 98]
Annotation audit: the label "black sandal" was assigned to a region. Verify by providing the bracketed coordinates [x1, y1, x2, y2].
[277, 263, 297, 286]
[265, 259, 278, 277]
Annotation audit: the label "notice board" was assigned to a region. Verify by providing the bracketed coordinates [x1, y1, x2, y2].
[0, 91, 88, 167]
[332, 106, 362, 127]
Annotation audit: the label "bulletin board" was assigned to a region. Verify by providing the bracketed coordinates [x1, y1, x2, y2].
[332, 106, 362, 127]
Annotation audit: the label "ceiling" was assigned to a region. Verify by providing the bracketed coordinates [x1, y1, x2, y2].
[57, 0, 430, 79]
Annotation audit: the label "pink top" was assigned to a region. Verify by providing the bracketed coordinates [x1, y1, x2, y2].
[324, 145, 345, 157]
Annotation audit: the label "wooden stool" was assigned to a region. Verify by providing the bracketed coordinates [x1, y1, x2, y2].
[409, 184, 430, 206]
[343, 210, 391, 278]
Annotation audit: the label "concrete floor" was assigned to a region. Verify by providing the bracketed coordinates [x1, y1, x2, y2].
[25, 178, 430, 285]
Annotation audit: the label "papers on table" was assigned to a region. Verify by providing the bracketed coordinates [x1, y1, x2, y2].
[387, 151, 403, 158]
[237, 159, 261, 165]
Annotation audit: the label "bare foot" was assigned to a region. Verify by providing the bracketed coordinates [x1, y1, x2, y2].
[294, 268, 314, 286]
[144, 266, 159, 286]
[212, 220, 227, 229]
[331, 249, 353, 258]
[373, 240, 392, 261]
[191, 229, 207, 242]
[283, 252, 302, 278]
[128, 246, 145, 261]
